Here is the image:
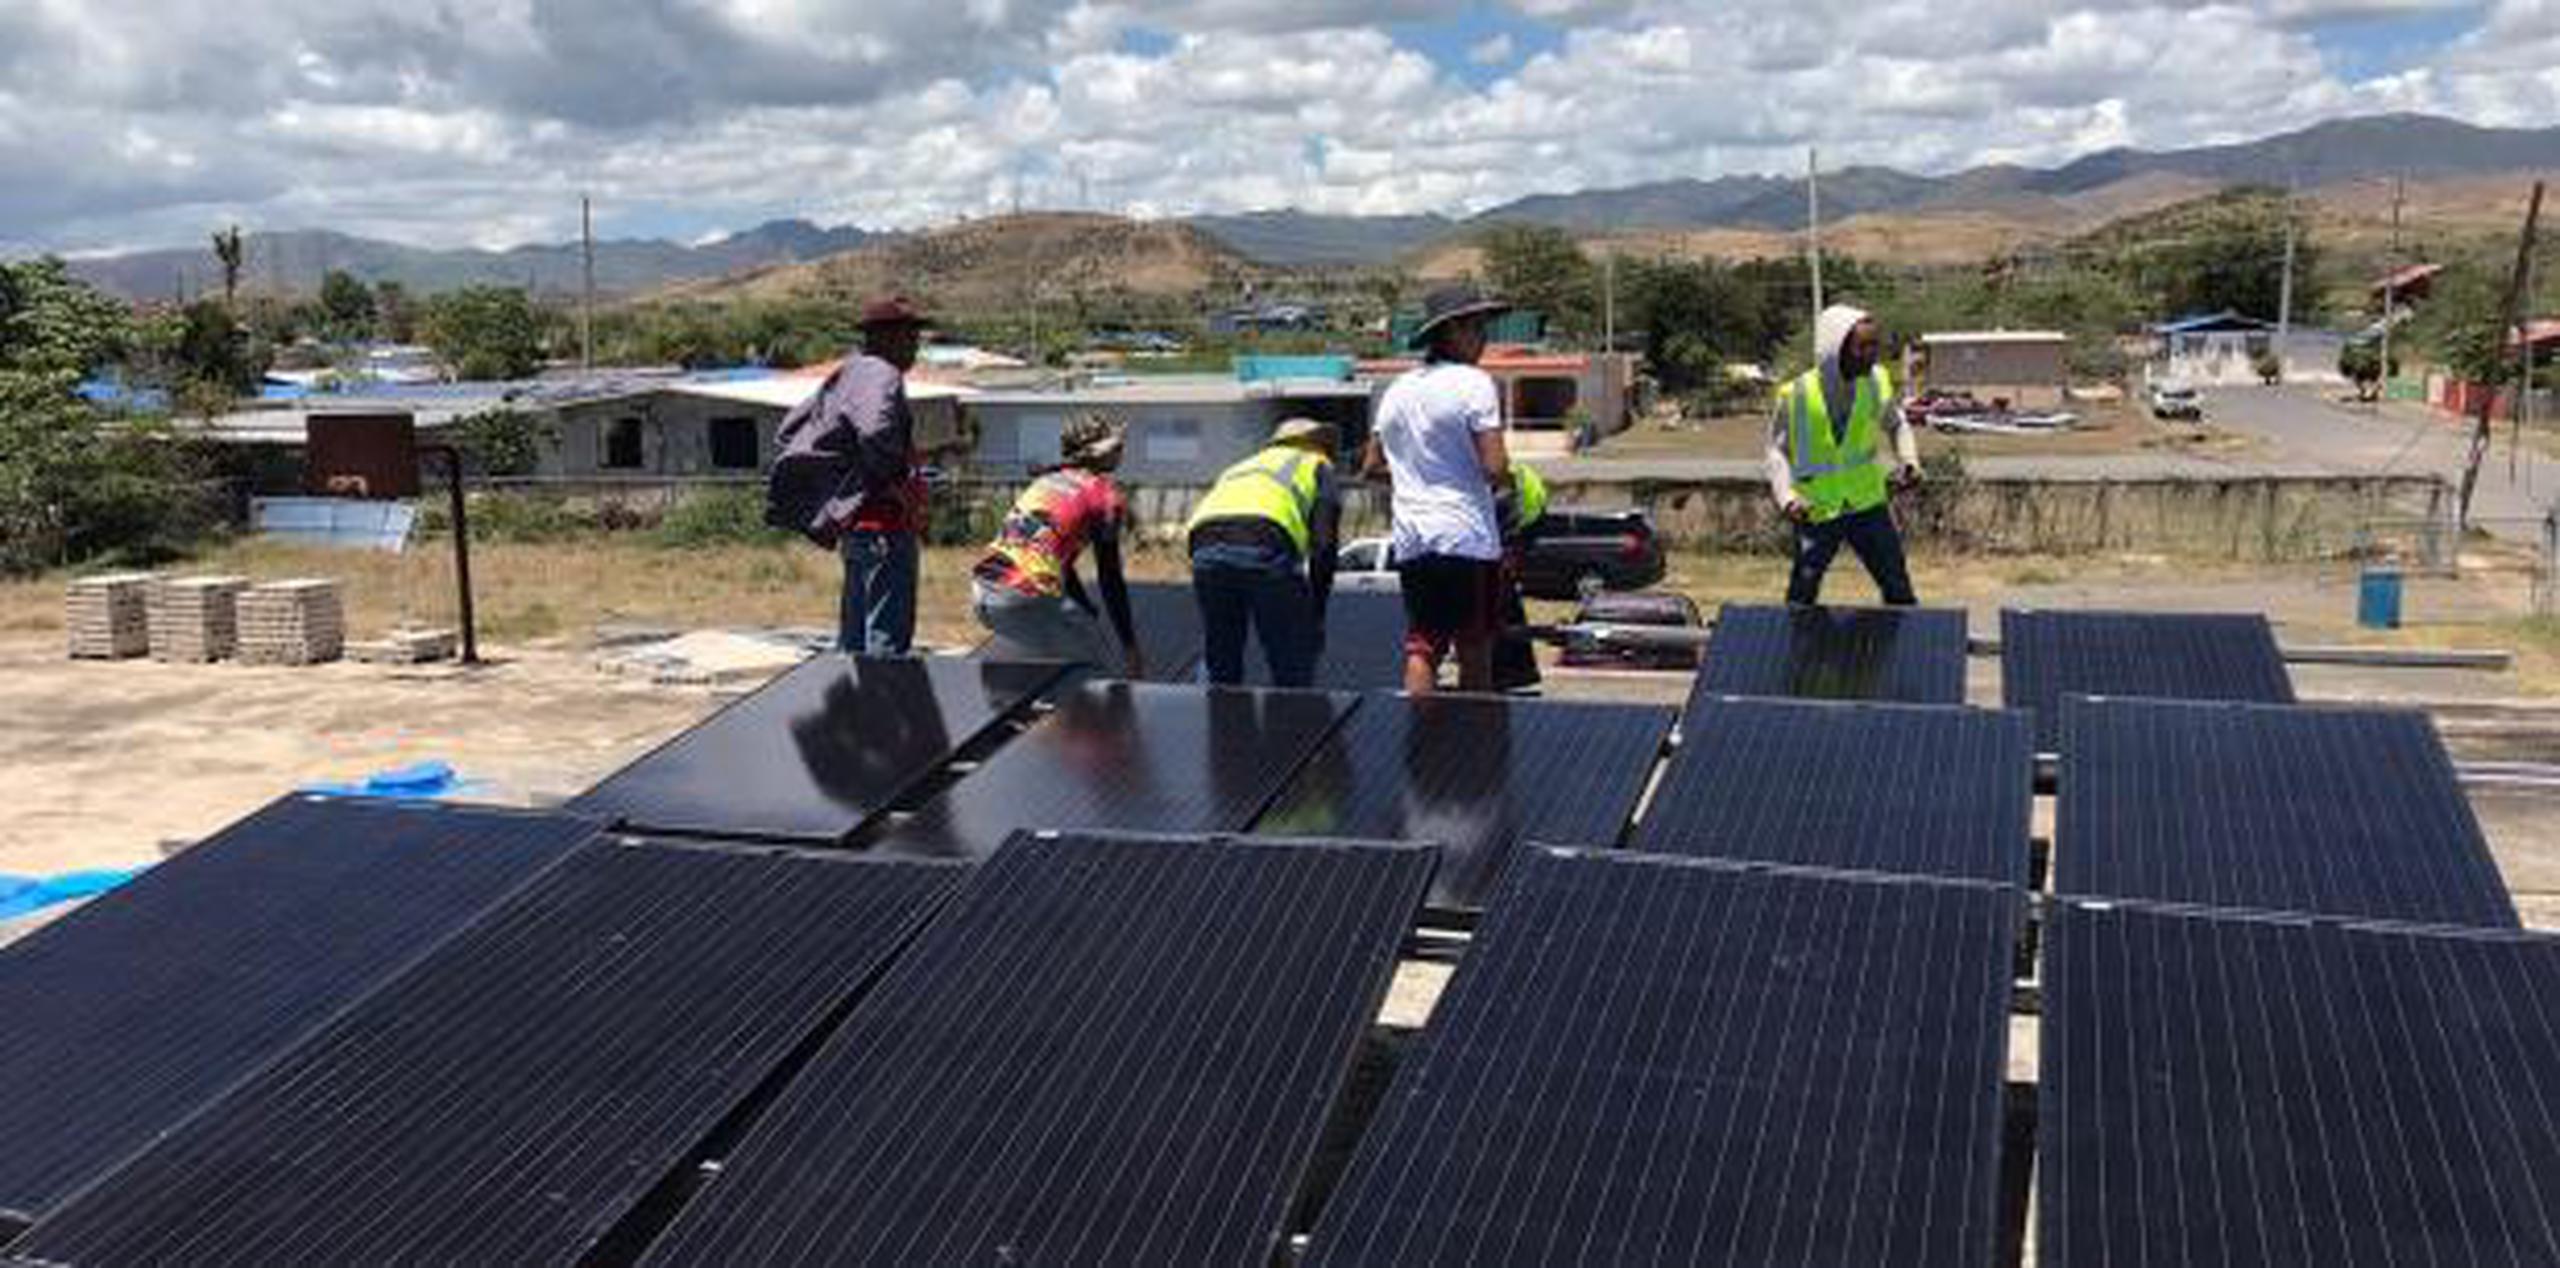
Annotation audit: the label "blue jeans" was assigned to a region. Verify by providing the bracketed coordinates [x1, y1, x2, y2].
[839, 530, 918, 654]
[1787, 505, 1917, 606]
[1193, 546, 1319, 687]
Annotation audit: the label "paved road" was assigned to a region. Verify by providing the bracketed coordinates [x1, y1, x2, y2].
[2205, 386, 2559, 540]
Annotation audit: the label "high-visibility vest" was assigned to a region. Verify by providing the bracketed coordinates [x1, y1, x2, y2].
[1782, 364, 1893, 523]
[1187, 444, 1327, 555]
[1514, 463, 1549, 529]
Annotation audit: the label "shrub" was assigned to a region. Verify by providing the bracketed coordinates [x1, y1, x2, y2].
[647, 487, 792, 549]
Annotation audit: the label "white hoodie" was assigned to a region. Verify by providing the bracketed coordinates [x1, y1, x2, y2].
[1764, 304, 1919, 509]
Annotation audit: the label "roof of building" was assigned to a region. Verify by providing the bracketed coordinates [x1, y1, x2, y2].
[2511, 319, 2560, 350]
[1922, 330, 2070, 345]
[2153, 311, 2273, 335]
[2372, 262, 2444, 293]
[968, 374, 1372, 408]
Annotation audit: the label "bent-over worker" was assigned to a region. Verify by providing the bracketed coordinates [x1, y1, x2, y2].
[971, 412, 1144, 677]
[1766, 304, 1922, 606]
[1186, 417, 1344, 687]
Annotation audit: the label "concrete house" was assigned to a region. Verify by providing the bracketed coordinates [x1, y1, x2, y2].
[961, 375, 1377, 483]
[1919, 331, 2070, 406]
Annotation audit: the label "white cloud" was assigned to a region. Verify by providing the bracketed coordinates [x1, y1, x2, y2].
[0, 0, 2545, 253]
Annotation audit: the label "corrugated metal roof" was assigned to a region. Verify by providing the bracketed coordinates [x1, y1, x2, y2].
[1923, 330, 2070, 345]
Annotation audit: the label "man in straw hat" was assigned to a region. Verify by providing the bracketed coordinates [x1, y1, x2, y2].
[970, 411, 1145, 677]
[1364, 281, 1516, 694]
[766, 293, 936, 653]
[1185, 416, 1345, 686]
[1766, 303, 1922, 605]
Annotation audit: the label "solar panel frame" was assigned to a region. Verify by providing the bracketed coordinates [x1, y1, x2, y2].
[2041, 899, 2560, 1267]
[1635, 696, 2034, 885]
[974, 580, 1206, 682]
[8, 841, 962, 1267]
[1251, 694, 1674, 912]
[2057, 695, 2517, 927]
[1303, 847, 2020, 1268]
[863, 680, 1359, 861]
[567, 654, 1067, 843]
[0, 795, 597, 1223]
[1691, 603, 1970, 707]
[636, 829, 1437, 1268]
[2001, 607, 2295, 749]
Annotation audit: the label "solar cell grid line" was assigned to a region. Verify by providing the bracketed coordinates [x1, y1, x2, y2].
[864, 680, 1359, 861]
[2040, 899, 2560, 1267]
[2001, 607, 2295, 749]
[637, 829, 1436, 1268]
[0, 794, 597, 1224]
[2057, 696, 2517, 927]
[1634, 696, 2034, 885]
[8, 841, 962, 1267]
[1302, 847, 2018, 1268]
[567, 654, 1067, 843]
[1690, 602, 1970, 708]
[1251, 694, 1676, 911]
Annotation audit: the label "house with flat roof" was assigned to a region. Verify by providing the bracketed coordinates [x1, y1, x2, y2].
[961, 373, 1376, 482]
[1919, 330, 2070, 407]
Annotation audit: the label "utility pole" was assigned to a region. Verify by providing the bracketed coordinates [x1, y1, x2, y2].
[2381, 175, 2405, 400]
[579, 194, 596, 371]
[1602, 250, 1616, 354]
[2458, 179, 2543, 531]
[1806, 146, 1825, 353]
[2276, 174, 2297, 383]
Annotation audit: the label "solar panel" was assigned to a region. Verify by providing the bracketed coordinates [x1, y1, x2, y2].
[1253, 694, 1673, 911]
[637, 829, 1435, 1268]
[9, 842, 960, 1267]
[568, 654, 1066, 842]
[865, 681, 1357, 861]
[973, 581, 1205, 682]
[1304, 848, 2019, 1268]
[2042, 900, 2560, 1267]
[2001, 608, 2294, 749]
[1636, 697, 2033, 885]
[2058, 696, 2516, 926]
[1237, 589, 1413, 690]
[1692, 603, 1969, 707]
[0, 795, 595, 1222]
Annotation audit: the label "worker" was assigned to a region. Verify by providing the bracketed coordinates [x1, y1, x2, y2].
[1186, 417, 1344, 687]
[1490, 461, 1548, 690]
[970, 412, 1145, 677]
[1766, 304, 1922, 606]
[1366, 282, 1515, 694]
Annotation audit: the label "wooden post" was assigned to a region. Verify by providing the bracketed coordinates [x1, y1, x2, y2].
[2460, 180, 2543, 530]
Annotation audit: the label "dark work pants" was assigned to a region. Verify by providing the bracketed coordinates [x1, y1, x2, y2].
[1194, 554, 1319, 687]
[839, 530, 919, 653]
[1787, 504, 1917, 606]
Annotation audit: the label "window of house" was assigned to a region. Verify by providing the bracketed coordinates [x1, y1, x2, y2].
[1143, 418, 1202, 465]
[707, 416, 758, 470]
[603, 417, 645, 469]
[1514, 376, 1579, 425]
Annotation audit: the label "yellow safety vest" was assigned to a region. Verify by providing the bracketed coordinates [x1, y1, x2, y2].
[1783, 365, 1893, 523]
[1187, 445, 1327, 555]
[1514, 463, 1549, 529]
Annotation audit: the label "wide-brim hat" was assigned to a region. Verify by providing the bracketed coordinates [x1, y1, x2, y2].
[1408, 282, 1512, 349]
[1062, 410, 1126, 463]
[858, 294, 932, 328]
[1270, 417, 1339, 451]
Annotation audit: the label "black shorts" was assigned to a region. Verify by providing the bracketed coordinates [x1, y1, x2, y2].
[1396, 554, 1503, 658]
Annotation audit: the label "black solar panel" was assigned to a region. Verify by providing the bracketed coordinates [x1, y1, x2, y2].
[568, 654, 1065, 842]
[2042, 900, 2560, 1267]
[0, 795, 595, 1222]
[1237, 589, 1413, 690]
[2002, 607, 2295, 748]
[1254, 694, 1673, 910]
[9, 842, 959, 1266]
[1636, 697, 2033, 885]
[1692, 603, 1969, 707]
[1304, 849, 2018, 1268]
[638, 829, 1435, 1268]
[866, 681, 1357, 861]
[974, 581, 1204, 682]
[2058, 696, 2516, 927]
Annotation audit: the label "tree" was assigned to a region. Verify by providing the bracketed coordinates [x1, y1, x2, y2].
[210, 225, 246, 308]
[2109, 189, 2315, 321]
[2339, 339, 2398, 401]
[450, 407, 556, 476]
[319, 270, 376, 343]
[1477, 224, 1596, 340]
[172, 300, 264, 397]
[424, 286, 547, 379]
[374, 280, 418, 343]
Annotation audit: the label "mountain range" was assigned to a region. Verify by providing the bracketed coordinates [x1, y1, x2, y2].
[42, 112, 2560, 298]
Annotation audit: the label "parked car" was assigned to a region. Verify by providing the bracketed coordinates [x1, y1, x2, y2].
[1559, 589, 1703, 671]
[1334, 506, 1668, 602]
[2148, 381, 2204, 420]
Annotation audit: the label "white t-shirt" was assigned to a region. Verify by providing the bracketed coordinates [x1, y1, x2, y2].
[1376, 361, 1503, 562]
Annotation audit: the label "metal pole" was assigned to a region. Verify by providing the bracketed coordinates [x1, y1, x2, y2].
[580, 194, 596, 371]
[2276, 176, 2297, 383]
[1806, 146, 1825, 354]
[1602, 251, 1616, 354]
[421, 444, 479, 665]
[2381, 175, 2403, 402]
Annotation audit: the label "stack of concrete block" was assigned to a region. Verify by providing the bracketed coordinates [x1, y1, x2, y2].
[64, 572, 158, 659]
[347, 627, 458, 665]
[146, 575, 249, 663]
[237, 579, 345, 666]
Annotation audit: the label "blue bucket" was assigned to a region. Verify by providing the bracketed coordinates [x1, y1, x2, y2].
[2358, 567, 2403, 630]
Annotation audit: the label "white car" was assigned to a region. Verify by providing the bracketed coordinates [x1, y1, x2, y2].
[1335, 537, 1401, 592]
[2148, 382, 2204, 420]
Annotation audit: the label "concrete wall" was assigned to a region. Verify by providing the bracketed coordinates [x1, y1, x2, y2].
[545, 394, 963, 479]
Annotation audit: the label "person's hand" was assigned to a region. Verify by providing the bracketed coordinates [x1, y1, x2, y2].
[1780, 494, 1811, 523]
[1891, 462, 1923, 491]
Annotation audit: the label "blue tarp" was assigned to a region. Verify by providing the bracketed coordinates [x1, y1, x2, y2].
[301, 761, 488, 802]
[0, 868, 146, 920]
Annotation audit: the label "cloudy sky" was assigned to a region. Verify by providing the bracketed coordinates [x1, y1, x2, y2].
[1, 0, 2552, 254]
